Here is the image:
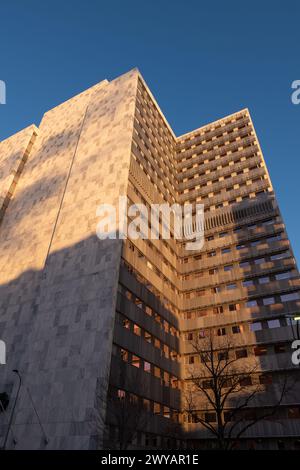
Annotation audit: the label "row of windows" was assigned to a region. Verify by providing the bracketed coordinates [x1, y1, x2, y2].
[180, 159, 262, 190]
[113, 345, 180, 389]
[185, 405, 300, 424]
[178, 132, 253, 171]
[178, 114, 248, 145]
[127, 237, 179, 296]
[181, 175, 266, 200]
[206, 190, 270, 213]
[178, 113, 247, 146]
[184, 270, 292, 288]
[205, 233, 282, 258]
[116, 311, 179, 361]
[183, 277, 296, 303]
[184, 287, 299, 305]
[196, 373, 275, 391]
[182, 249, 291, 276]
[109, 386, 179, 422]
[108, 425, 182, 449]
[179, 216, 279, 252]
[179, 124, 252, 162]
[179, 218, 278, 261]
[182, 289, 299, 319]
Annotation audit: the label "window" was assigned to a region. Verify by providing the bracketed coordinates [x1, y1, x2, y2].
[131, 355, 140, 368]
[263, 297, 275, 306]
[259, 276, 270, 284]
[117, 389, 126, 400]
[259, 374, 272, 385]
[240, 261, 250, 268]
[236, 244, 247, 250]
[246, 300, 258, 308]
[145, 305, 152, 316]
[209, 268, 218, 275]
[144, 361, 151, 373]
[133, 324, 141, 336]
[222, 247, 231, 254]
[213, 306, 224, 314]
[275, 272, 292, 281]
[262, 219, 274, 226]
[281, 292, 300, 302]
[243, 279, 254, 287]
[224, 265, 233, 272]
[239, 376, 252, 386]
[154, 403, 161, 415]
[219, 232, 228, 238]
[205, 412, 216, 423]
[122, 317, 131, 329]
[288, 407, 300, 419]
[203, 380, 212, 389]
[212, 286, 221, 294]
[227, 283, 237, 290]
[254, 257, 265, 265]
[267, 235, 281, 243]
[250, 322, 262, 332]
[208, 251, 216, 258]
[271, 252, 289, 261]
[144, 331, 152, 343]
[224, 411, 234, 422]
[229, 303, 240, 312]
[218, 351, 228, 361]
[120, 349, 128, 362]
[275, 344, 286, 354]
[188, 356, 195, 364]
[217, 327, 226, 336]
[187, 332, 194, 341]
[232, 325, 241, 334]
[236, 349, 248, 359]
[254, 346, 267, 356]
[267, 319, 280, 329]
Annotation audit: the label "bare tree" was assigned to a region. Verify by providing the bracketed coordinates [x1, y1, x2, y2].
[183, 330, 292, 450]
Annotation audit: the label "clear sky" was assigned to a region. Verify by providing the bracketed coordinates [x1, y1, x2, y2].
[0, 0, 299, 262]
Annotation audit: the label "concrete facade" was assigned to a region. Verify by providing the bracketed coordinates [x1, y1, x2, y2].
[0, 69, 299, 449]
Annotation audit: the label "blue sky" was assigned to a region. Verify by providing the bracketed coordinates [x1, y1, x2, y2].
[0, 0, 299, 262]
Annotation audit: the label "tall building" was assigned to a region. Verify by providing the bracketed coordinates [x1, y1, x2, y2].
[0, 69, 299, 450]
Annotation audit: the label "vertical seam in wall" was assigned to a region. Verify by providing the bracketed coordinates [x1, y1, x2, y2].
[43, 103, 90, 267]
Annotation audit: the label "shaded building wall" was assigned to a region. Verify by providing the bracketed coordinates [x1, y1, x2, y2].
[0, 69, 139, 449]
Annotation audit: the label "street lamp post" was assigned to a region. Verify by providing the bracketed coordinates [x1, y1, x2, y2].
[2, 370, 22, 450]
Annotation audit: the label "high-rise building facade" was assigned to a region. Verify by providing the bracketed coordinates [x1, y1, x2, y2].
[0, 69, 299, 449]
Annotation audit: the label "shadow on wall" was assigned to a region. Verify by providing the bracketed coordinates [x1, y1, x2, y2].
[0, 233, 123, 450]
